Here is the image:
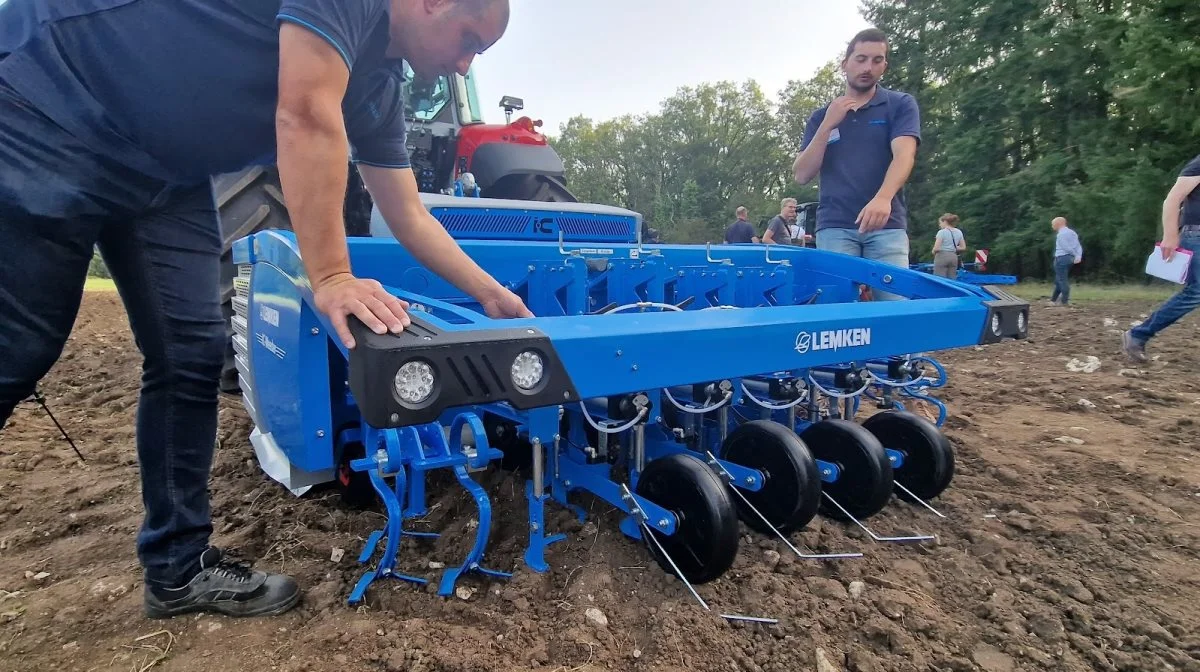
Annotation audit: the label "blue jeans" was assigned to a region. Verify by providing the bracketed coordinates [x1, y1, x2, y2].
[1052, 254, 1074, 304]
[1130, 233, 1200, 344]
[0, 81, 224, 588]
[816, 227, 911, 300]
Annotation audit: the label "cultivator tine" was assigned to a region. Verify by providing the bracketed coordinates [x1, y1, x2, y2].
[437, 463, 513, 596]
[703, 452, 862, 561]
[349, 457, 430, 605]
[893, 482, 948, 519]
[621, 483, 777, 625]
[525, 433, 568, 572]
[820, 492, 935, 544]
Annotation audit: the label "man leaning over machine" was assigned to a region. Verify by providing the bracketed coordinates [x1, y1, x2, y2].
[0, 0, 529, 619]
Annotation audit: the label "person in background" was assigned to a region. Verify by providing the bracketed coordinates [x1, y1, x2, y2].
[1050, 216, 1083, 305]
[762, 198, 799, 245]
[930, 213, 966, 279]
[792, 27, 921, 299]
[724, 206, 758, 243]
[1121, 153, 1200, 361]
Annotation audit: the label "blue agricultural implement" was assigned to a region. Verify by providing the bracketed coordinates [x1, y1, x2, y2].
[909, 262, 1019, 286]
[227, 195, 1029, 617]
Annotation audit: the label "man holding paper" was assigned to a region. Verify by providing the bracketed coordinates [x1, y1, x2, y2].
[1122, 153, 1200, 362]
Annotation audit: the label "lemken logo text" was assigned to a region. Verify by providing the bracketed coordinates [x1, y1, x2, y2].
[794, 328, 871, 354]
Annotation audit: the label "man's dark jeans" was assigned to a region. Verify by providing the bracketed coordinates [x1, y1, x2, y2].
[1051, 254, 1074, 304]
[1130, 232, 1200, 344]
[0, 81, 223, 588]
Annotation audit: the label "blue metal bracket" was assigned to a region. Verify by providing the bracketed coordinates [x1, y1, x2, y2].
[815, 459, 842, 484]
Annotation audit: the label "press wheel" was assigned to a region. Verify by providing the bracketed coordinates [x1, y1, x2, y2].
[720, 420, 822, 534]
[635, 453, 739, 584]
[862, 410, 955, 502]
[799, 419, 893, 521]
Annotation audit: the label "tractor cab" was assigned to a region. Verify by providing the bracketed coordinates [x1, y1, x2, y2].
[398, 64, 573, 201]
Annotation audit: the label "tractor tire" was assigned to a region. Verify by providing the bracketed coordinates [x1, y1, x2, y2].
[215, 164, 372, 394]
[485, 173, 577, 202]
[215, 166, 293, 395]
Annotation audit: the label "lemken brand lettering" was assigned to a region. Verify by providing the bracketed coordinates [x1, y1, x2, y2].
[794, 328, 872, 354]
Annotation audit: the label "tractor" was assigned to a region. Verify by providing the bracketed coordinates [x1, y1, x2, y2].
[216, 63, 576, 393]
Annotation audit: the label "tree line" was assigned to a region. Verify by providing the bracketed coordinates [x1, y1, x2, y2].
[548, 0, 1199, 280]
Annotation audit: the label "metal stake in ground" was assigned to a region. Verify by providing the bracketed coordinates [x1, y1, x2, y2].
[27, 389, 85, 463]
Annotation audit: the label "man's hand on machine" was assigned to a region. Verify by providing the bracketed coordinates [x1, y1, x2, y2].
[479, 283, 534, 319]
[314, 272, 411, 349]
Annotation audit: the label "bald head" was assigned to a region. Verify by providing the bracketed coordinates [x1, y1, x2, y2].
[1052, 216, 1067, 230]
[459, 0, 509, 19]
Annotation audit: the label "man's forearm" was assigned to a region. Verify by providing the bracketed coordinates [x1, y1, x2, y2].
[873, 151, 916, 202]
[390, 211, 501, 301]
[277, 109, 351, 288]
[1162, 198, 1182, 239]
[793, 127, 833, 184]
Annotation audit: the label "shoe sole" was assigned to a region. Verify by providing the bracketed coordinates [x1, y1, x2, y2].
[145, 589, 301, 619]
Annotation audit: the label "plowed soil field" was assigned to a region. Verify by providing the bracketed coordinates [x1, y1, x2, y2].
[2, 291, 1198, 672]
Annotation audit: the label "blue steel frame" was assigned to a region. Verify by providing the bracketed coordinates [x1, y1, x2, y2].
[231, 230, 1026, 601]
[909, 262, 1019, 286]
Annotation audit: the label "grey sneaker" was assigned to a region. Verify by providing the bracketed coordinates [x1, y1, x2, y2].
[1121, 331, 1148, 363]
[144, 547, 300, 619]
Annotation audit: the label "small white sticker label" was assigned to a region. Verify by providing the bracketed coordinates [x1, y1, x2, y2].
[259, 304, 280, 328]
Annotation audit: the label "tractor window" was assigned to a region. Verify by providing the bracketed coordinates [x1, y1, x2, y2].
[457, 69, 485, 124]
[402, 64, 451, 122]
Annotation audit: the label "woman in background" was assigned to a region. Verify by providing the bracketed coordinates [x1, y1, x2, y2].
[931, 213, 966, 279]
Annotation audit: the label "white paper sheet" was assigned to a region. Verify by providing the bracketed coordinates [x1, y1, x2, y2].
[1145, 244, 1193, 284]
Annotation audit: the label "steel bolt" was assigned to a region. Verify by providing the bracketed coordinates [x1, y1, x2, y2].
[822, 469, 832, 477]
[530, 522, 539, 531]
[316, 429, 326, 438]
[390, 413, 400, 423]
[527, 329, 536, 335]
[616, 350, 623, 357]
[657, 519, 668, 529]
[563, 391, 570, 399]
[310, 327, 320, 336]
[631, 364, 638, 371]
[745, 476, 754, 485]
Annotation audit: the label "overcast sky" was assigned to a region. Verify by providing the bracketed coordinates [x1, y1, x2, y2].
[471, 0, 872, 134]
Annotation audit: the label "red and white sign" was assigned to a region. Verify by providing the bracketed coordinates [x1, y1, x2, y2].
[975, 249, 988, 269]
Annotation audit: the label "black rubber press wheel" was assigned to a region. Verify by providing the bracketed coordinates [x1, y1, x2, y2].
[635, 453, 739, 584]
[720, 420, 822, 534]
[862, 411, 955, 502]
[799, 419, 894, 522]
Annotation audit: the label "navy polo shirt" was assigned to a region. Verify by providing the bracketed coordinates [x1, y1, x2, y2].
[801, 86, 921, 231]
[0, 0, 411, 185]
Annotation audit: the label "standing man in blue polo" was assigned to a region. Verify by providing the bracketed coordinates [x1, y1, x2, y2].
[0, 0, 530, 619]
[793, 28, 921, 300]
